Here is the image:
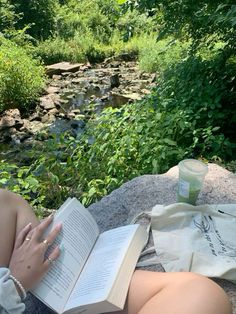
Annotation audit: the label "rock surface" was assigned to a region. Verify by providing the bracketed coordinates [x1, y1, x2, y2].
[88, 163, 236, 313]
[45, 62, 83, 76]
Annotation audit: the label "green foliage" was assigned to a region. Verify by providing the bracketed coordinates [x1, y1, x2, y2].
[121, 1, 236, 54]
[13, 0, 57, 40]
[156, 54, 236, 158]
[56, 0, 118, 43]
[0, 0, 36, 46]
[34, 33, 109, 65]
[0, 0, 19, 33]
[116, 9, 156, 41]
[55, 7, 84, 39]
[0, 38, 46, 112]
[34, 37, 86, 64]
[85, 46, 106, 64]
[138, 36, 190, 73]
[75, 101, 188, 180]
[0, 137, 82, 213]
[0, 99, 188, 208]
[0, 161, 47, 217]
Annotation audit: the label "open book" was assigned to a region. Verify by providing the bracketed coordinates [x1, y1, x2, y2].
[31, 198, 147, 314]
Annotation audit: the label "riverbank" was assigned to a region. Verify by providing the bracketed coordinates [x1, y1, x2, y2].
[0, 56, 156, 161]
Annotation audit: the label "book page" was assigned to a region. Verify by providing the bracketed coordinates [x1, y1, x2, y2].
[32, 198, 100, 314]
[64, 225, 141, 312]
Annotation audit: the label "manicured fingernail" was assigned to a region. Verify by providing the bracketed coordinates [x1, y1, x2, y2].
[27, 222, 32, 228]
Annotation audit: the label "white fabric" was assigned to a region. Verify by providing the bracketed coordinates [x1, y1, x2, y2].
[138, 203, 236, 283]
[0, 268, 25, 314]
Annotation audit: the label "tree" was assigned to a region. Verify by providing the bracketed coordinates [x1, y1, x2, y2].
[119, 0, 236, 55]
[0, 0, 19, 33]
[11, 0, 57, 40]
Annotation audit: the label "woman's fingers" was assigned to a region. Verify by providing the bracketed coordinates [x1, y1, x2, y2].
[9, 213, 63, 291]
[32, 214, 54, 242]
[41, 223, 62, 250]
[14, 222, 32, 249]
[44, 246, 61, 267]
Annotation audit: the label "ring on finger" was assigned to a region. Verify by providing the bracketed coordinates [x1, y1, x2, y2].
[42, 238, 50, 246]
[47, 256, 54, 265]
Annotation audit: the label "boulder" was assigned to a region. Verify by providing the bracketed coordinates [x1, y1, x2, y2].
[45, 62, 83, 77]
[110, 73, 120, 88]
[39, 95, 57, 110]
[0, 109, 23, 131]
[88, 163, 236, 313]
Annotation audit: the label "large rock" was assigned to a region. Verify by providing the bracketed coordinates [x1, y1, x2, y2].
[88, 163, 236, 313]
[0, 109, 23, 131]
[45, 62, 83, 77]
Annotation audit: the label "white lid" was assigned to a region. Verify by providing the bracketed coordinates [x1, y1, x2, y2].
[178, 159, 208, 176]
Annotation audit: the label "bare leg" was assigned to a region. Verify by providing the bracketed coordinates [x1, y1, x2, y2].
[125, 270, 232, 314]
[0, 189, 39, 266]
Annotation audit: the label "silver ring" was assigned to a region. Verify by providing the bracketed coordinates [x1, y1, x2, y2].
[47, 257, 54, 265]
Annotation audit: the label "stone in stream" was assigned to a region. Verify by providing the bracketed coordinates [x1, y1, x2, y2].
[46, 62, 83, 77]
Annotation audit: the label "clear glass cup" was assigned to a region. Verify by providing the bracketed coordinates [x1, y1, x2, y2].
[177, 159, 208, 205]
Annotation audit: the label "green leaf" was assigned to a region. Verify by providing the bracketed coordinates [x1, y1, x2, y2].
[26, 176, 39, 186]
[88, 187, 97, 198]
[162, 138, 177, 146]
[117, 0, 127, 4]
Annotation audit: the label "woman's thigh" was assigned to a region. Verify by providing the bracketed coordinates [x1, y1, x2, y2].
[0, 189, 38, 266]
[119, 270, 232, 314]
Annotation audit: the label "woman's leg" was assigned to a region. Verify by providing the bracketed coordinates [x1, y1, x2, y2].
[0, 189, 39, 266]
[0, 189, 232, 314]
[126, 270, 232, 314]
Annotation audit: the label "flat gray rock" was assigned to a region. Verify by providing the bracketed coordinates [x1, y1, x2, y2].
[45, 62, 83, 76]
[88, 163, 236, 313]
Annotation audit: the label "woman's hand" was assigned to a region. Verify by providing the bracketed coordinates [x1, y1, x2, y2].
[9, 214, 62, 291]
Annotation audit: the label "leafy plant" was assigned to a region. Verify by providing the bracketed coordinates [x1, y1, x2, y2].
[0, 0, 19, 33]
[138, 36, 190, 73]
[153, 53, 236, 161]
[34, 37, 86, 64]
[0, 38, 46, 112]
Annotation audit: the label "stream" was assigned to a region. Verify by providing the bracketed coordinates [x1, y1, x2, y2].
[0, 57, 156, 162]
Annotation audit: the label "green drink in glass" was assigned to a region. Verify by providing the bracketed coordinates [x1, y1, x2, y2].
[177, 159, 208, 205]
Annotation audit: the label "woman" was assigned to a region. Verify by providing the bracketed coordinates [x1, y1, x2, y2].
[0, 189, 232, 314]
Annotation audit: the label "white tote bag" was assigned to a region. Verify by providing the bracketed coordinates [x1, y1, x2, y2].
[136, 203, 236, 283]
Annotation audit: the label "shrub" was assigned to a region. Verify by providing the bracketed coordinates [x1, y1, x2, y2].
[0, 39, 46, 112]
[0, 0, 18, 33]
[138, 36, 190, 73]
[55, 7, 84, 39]
[116, 9, 157, 42]
[34, 37, 86, 64]
[56, 0, 118, 43]
[156, 55, 236, 159]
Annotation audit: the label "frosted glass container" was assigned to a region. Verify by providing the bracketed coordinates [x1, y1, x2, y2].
[177, 159, 208, 205]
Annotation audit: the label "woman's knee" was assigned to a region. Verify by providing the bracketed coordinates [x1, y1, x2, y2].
[0, 189, 38, 233]
[128, 271, 232, 314]
[0, 188, 14, 202]
[172, 272, 232, 314]
[0, 188, 31, 209]
[0, 189, 28, 214]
